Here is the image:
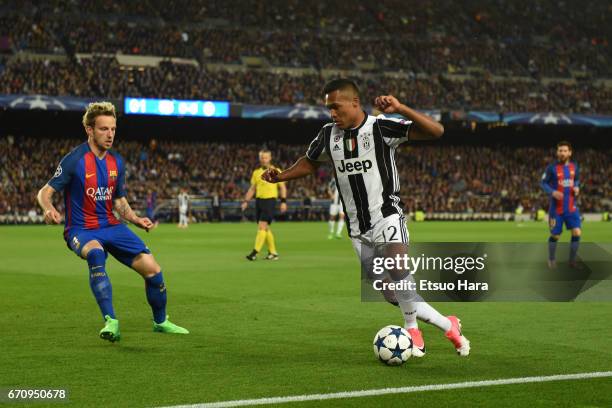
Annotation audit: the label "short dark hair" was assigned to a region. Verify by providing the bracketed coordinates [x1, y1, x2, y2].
[322, 78, 360, 99]
[557, 141, 572, 151]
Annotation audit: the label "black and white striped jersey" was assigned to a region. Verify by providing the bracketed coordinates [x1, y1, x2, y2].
[306, 113, 412, 237]
[178, 192, 190, 210]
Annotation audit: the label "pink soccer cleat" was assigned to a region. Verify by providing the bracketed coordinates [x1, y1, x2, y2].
[445, 316, 470, 356]
[407, 328, 426, 358]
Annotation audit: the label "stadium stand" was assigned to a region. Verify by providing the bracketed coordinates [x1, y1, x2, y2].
[1, 135, 609, 223]
[0, 0, 610, 112]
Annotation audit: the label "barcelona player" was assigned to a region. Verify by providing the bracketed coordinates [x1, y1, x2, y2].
[36, 102, 188, 342]
[540, 141, 582, 268]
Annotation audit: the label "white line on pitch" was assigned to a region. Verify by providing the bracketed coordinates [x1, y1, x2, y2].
[159, 371, 612, 408]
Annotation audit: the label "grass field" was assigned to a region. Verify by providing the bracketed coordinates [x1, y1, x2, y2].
[1, 221, 611, 407]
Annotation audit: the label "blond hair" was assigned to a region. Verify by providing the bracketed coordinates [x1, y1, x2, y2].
[82, 101, 116, 129]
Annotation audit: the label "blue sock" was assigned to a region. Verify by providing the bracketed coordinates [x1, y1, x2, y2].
[548, 236, 558, 261]
[87, 248, 115, 319]
[570, 236, 580, 262]
[145, 272, 167, 324]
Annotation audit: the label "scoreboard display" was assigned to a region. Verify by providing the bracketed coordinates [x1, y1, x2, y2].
[124, 97, 230, 117]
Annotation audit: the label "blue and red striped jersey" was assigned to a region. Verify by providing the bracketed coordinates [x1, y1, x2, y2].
[540, 161, 580, 215]
[48, 142, 126, 234]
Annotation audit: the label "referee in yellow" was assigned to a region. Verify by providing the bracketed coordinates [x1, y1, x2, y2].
[241, 149, 287, 260]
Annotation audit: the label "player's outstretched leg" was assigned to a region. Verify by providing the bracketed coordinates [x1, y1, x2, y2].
[413, 301, 470, 356]
[86, 247, 120, 342]
[145, 272, 189, 334]
[385, 291, 471, 356]
[132, 254, 189, 334]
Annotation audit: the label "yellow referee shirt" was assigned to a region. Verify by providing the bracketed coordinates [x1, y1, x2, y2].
[250, 166, 284, 199]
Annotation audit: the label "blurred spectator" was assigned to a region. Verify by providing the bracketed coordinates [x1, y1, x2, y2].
[1, 136, 609, 220]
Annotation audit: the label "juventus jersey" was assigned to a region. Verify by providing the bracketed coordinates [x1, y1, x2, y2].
[306, 113, 412, 237]
[178, 192, 189, 211]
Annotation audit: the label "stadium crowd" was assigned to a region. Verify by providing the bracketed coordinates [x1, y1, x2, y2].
[1, 135, 610, 223]
[0, 0, 610, 113]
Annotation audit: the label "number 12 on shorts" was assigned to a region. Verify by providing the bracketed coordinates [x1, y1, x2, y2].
[381, 225, 399, 242]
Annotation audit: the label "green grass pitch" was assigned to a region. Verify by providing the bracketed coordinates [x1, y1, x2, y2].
[1, 221, 611, 407]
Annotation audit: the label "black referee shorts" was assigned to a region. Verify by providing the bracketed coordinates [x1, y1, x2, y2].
[255, 198, 277, 224]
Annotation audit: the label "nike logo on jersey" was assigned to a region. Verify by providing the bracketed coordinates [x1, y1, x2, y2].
[337, 158, 373, 174]
[86, 173, 96, 178]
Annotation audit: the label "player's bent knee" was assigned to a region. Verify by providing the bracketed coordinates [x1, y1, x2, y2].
[81, 240, 104, 259]
[131, 253, 161, 278]
[86, 247, 106, 267]
[572, 229, 581, 237]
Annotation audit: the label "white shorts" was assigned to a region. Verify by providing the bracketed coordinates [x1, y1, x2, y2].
[179, 207, 187, 215]
[329, 203, 344, 216]
[351, 213, 409, 261]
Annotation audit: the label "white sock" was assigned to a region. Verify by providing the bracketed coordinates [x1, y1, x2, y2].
[416, 302, 451, 332]
[329, 220, 335, 233]
[336, 218, 345, 235]
[399, 301, 418, 329]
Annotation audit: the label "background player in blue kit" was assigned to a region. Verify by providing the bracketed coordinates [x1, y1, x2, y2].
[540, 141, 582, 268]
[36, 101, 188, 342]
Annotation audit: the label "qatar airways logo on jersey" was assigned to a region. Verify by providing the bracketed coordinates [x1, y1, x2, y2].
[86, 186, 114, 201]
[337, 158, 373, 174]
[560, 179, 574, 187]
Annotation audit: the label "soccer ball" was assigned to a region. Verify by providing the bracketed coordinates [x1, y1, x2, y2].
[372, 325, 413, 365]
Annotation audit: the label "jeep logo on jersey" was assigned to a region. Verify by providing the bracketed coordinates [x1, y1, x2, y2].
[86, 186, 114, 201]
[337, 158, 373, 174]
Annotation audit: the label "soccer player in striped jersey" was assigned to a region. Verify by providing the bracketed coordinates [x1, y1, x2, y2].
[262, 79, 470, 357]
[540, 141, 582, 268]
[177, 188, 190, 229]
[327, 178, 345, 239]
[36, 102, 188, 342]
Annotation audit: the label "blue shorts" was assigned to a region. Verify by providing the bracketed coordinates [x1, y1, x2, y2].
[66, 224, 151, 267]
[549, 211, 581, 235]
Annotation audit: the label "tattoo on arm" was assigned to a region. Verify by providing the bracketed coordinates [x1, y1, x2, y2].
[114, 198, 137, 222]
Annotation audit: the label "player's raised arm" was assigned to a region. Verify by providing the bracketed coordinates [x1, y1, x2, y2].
[374, 95, 443, 140]
[262, 156, 320, 183]
[36, 184, 62, 224]
[113, 196, 154, 232]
